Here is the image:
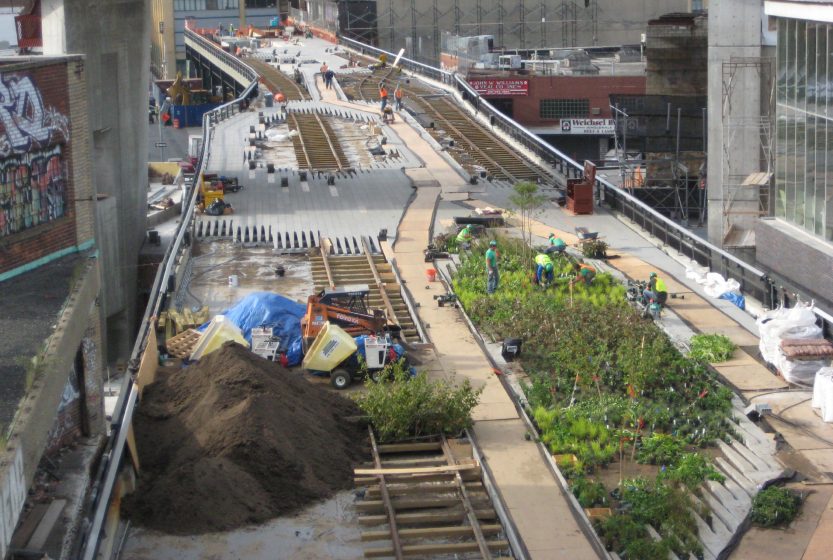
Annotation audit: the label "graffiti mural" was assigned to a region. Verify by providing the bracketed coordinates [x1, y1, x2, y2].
[0, 70, 70, 238]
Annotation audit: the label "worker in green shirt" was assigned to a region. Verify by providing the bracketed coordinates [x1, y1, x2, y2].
[485, 240, 499, 294]
[570, 262, 597, 286]
[534, 253, 555, 286]
[456, 225, 473, 249]
[545, 233, 567, 255]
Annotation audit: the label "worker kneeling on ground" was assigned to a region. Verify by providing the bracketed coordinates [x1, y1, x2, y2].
[545, 233, 567, 255]
[571, 262, 596, 286]
[456, 225, 474, 249]
[643, 272, 668, 305]
[534, 253, 555, 286]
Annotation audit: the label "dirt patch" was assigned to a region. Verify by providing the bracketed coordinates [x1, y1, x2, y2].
[123, 342, 366, 535]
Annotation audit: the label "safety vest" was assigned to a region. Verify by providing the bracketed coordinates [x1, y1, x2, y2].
[456, 228, 471, 242]
[655, 277, 667, 293]
[380, 87, 388, 98]
[535, 254, 553, 267]
[395, 88, 403, 99]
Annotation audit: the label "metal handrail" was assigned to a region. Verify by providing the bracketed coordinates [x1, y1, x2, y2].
[184, 27, 259, 84]
[79, 46, 259, 559]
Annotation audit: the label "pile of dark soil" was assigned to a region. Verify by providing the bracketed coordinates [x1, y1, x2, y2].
[123, 342, 366, 534]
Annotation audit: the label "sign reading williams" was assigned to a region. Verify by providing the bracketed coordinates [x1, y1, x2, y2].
[468, 79, 529, 96]
[558, 118, 615, 135]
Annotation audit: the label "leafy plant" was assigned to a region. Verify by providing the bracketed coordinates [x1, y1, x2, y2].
[661, 453, 725, 490]
[353, 362, 483, 442]
[751, 486, 803, 527]
[636, 434, 686, 466]
[508, 181, 548, 259]
[572, 476, 609, 507]
[581, 238, 608, 259]
[688, 333, 737, 363]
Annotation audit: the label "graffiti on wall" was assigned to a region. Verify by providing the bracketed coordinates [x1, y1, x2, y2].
[0, 71, 70, 238]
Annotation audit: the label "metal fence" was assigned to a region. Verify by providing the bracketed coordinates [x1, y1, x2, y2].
[78, 32, 259, 560]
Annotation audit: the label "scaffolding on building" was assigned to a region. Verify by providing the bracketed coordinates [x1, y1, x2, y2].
[720, 57, 775, 248]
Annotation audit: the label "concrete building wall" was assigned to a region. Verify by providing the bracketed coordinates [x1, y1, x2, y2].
[338, 0, 690, 64]
[151, 0, 176, 78]
[0, 57, 92, 277]
[42, 0, 150, 362]
[706, 0, 763, 246]
[646, 13, 707, 96]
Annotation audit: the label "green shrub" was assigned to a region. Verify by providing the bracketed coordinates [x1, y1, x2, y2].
[571, 476, 609, 507]
[353, 362, 483, 442]
[751, 486, 803, 527]
[661, 453, 725, 490]
[688, 333, 737, 363]
[581, 239, 608, 259]
[598, 514, 648, 553]
[636, 434, 686, 466]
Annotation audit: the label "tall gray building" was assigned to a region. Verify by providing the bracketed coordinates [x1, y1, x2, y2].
[42, 0, 150, 360]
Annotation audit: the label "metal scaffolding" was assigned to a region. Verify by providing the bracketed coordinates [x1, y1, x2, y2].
[720, 57, 775, 247]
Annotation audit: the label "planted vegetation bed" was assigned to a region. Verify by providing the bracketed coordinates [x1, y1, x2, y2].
[452, 236, 739, 559]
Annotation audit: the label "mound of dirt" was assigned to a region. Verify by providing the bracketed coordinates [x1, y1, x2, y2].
[123, 342, 366, 534]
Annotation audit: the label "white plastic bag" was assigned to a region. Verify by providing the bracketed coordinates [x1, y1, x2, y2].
[757, 304, 821, 366]
[702, 272, 741, 299]
[777, 353, 828, 386]
[812, 368, 833, 422]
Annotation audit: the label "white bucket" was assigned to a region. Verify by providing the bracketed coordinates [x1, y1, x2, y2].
[228, 274, 239, 287]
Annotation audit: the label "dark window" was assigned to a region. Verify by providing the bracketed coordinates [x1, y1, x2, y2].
[540, 98, 590, 119]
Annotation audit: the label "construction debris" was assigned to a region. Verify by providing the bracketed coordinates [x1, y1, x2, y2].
[123, 342, 366, 534]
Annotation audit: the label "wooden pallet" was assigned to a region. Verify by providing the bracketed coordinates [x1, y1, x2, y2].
[355, 429, 512, 559]
[165, 328, 201, 359]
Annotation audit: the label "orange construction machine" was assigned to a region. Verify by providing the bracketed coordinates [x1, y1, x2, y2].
[301, 284, 399, 350]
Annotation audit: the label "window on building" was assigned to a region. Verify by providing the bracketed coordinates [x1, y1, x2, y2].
[539, 98, 590, 120]
[173, 0, 240, 10]
[246, 0, 277, 7]
[775, 17, 833, 241]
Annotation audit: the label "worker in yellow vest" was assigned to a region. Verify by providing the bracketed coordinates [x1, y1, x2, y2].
[643, 272, 668, 305]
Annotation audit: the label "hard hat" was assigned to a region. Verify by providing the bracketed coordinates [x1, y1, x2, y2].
[549, 232, 556, 238]
[545, 263, 553, 272]
[489, 240, 497, 246]
[649, 272, 657, 278]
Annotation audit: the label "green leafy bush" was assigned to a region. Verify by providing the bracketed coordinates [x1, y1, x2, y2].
[688, 333, 737, 363]
[353, 363, 482, 442]
[572, 476, 609, 507]
[751, 486, 803, 527]
[636, 434, 686, 466]
[661, 453, 725, 490]
[581, 239, 608, 259]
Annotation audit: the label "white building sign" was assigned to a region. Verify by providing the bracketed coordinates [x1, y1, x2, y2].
[558, 118, 615, 135]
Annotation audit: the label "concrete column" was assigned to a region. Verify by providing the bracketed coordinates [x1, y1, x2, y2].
[42, 0, 150, 364]
[707, 0, 763, 246]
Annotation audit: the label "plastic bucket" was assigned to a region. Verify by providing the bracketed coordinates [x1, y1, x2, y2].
[501, 338, 522, 361]
[426, 268, 437, 282]
[173, 117, 181, 128]
[228, 274, 239, 287]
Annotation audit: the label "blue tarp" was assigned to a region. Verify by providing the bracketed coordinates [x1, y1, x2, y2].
[719, 291, 746, 311]
[201, 292, 307, 366]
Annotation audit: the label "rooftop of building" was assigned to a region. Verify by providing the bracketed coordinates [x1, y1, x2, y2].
[0, 252, 89, 427]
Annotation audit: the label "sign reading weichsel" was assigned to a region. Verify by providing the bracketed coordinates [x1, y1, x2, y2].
[558, 118, 615, 135]
[468, 79, 529, 96]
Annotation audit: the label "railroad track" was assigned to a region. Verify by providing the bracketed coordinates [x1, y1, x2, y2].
[310, 240, 419, 341]
[355, 430, 511, 559]
[287, 112, 350, 171]
[246, 58, 309, 101]
[347, 67, 552, 184]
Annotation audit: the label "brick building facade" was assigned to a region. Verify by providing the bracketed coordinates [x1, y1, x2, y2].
[0, 56, 95, 277]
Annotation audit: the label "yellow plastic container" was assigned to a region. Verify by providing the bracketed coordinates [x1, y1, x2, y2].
[189, 315, 249, 360]
[302, 322, 358, 372]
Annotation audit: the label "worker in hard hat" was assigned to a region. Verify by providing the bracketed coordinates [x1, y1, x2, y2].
[379, 83, 389, 111]
[456, 224, 474, 249]
[545, 233, 567, 255]
[394, 84, 404, 110]
[643, 272, 668, 305]
[570, 261, 596, 286]
[534, 252, 555, 287]
[486, 240, 499, 294]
